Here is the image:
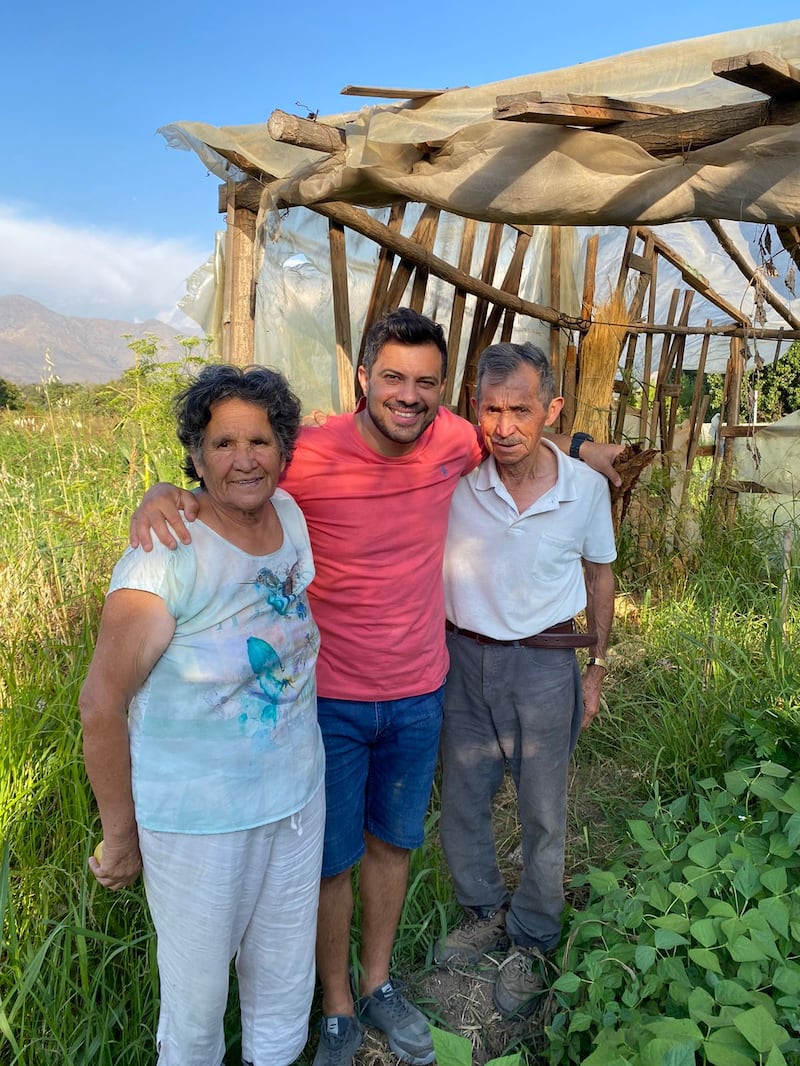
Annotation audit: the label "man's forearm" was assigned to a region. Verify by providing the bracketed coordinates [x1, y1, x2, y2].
[584, 561, 615, 658]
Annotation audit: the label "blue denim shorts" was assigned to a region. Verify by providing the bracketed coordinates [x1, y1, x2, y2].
[317, 687, 444, 878]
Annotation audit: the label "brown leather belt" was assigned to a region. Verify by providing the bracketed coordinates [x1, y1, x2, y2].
[445, 618, 596, 649]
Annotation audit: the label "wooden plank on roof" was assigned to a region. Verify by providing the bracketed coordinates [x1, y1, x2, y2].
[712, 51, 800, 100]
[494, 91, 679, 126]
[340, 84, 464, 99]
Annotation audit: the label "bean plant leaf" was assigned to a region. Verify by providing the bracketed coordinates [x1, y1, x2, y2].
[651, 915, 690, 933]
[768, 833, 794, 859]
[640, 1038, 696, 1066]
[724, 770, 751, 796]
[486, 1056, 522, 1066]
[687, 838, 718, 869]
[668, 881, 697, 902]
[567, 1011, 594, 1033]
[552, 973, 581, 994]
[429, 1026, 472, 1066]
[732, 1004, 789, 1053]
[772, 965, 800, 996]
[628, 820, 660, 850]
[731, 861, 762, 900]
[765, 1046, 789, 1066]
[643, 1017, 703, 1043]
[760, 865, 788, 894]
[635, 944, 657, 972]
[785, 812, 800, 849]
[713, 979, 752, 1006]
[688, 947, 723, 973]
[654, 929, 690, 950]
[586, 870, 620, 893]
[780, 780, 800, 811]
[757, 896, 790, 939]
[689, 918, 717, 947]
[704, 1028, 759, 1066]
[758, 761, 791, 778]
[728, 935, 767, 962]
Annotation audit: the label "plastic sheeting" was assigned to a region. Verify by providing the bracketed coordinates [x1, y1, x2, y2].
[161, 21, 800, 227]
[162, 20, 800, 412]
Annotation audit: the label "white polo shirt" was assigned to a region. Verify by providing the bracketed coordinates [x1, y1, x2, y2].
[443, 438, 616, 641]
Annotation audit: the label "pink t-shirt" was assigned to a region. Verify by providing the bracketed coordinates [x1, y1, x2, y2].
[282, 406, 482, 701]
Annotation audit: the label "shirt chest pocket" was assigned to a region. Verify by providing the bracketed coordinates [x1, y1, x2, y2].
[519, 531, 580, 587]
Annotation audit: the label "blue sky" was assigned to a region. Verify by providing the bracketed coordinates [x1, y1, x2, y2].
[2, 1, 797, 324]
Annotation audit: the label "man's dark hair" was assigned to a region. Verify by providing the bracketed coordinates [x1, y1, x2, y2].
[360, 307, 448, 380]
[476, 342, 556, 406]
[174, 364, 302, 485]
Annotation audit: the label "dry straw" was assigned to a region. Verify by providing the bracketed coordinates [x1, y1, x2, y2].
[571, 290, 631, 442]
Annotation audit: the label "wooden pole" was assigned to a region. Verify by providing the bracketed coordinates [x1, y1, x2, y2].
[445, 217, 477, 406]
[549, 226, 562, 395]
[221, 181, 256, 366]
[328, 219, 355, 411]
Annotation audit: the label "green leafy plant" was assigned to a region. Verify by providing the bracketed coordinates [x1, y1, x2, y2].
[430, 1025, 521, 1066]
[544, 761, 800, 1065]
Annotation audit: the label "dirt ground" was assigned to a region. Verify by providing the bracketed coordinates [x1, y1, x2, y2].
[342, 756, 638, 1065]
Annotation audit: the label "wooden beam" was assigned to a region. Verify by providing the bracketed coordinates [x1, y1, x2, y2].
[225, 180, 800, 344]
[444, 218, 477, 405]
[340, 84, 463, 99]
[267, 109, 345, 154]
[328, 219, 356, 411]
[358, 203, 406, 371]
[705, 218, 800, 331]
[494, 90, 679, 126]
[305, 201, 570, 328]
[221, 181, 256, 367]
[637, 226, 750, 325]
[604, 97, 800, 156]
[712, 51, 800, 100]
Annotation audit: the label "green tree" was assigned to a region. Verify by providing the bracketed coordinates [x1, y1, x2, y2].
[707, 340, 800, 423]
[0, 377, 22, 410]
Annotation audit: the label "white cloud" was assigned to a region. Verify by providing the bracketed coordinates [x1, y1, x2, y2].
[0, 202, 213, 323]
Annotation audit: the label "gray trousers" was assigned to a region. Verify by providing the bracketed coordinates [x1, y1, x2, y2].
[439, 632, 583, 953]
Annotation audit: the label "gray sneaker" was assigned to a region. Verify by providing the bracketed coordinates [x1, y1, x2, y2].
[493, 947, 546, 1017]
[434, 906, 509, 966]
[358, 979, 435, 1065]
[312, 1014, 363, 1066]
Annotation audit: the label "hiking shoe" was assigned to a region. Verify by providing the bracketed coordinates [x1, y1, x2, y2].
[434, 906, 509, 966]
[312, 1014, 363, 1066]
[493, 947, 546, 1017]
[358, 979, 435, 1065]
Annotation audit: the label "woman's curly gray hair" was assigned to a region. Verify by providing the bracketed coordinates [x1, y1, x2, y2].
[173, 364, 302, 485]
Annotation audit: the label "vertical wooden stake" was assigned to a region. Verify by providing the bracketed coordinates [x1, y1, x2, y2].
[221, 181, 256, 367]
[328, 219, 355, 412]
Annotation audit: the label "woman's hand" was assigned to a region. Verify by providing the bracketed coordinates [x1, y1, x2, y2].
[129, 484, 199, 551]
[88, 831, 142, 891]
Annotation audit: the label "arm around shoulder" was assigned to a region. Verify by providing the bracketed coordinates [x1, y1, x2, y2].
[129, 483, 198, 551]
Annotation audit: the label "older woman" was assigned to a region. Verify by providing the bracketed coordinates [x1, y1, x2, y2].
[80, 365, 325, 1066]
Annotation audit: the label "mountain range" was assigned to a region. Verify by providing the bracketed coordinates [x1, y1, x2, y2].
[0, 295, 197, 385]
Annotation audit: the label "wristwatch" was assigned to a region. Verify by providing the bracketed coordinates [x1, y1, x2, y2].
[587, 657, 608, 670]
[570, 431, 594, 459]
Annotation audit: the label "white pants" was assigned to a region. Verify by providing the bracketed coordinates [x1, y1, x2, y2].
[139, 786, 324, 1066]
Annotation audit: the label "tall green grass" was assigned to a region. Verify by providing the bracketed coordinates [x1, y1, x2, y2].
[2, 357, 799, 1063]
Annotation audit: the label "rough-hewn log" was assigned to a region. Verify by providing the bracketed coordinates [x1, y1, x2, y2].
[604, 98, 800, 156]
[267, 109, 345, 154]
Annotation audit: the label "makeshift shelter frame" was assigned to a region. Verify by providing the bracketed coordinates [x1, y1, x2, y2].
[206, 34, 800, 493]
